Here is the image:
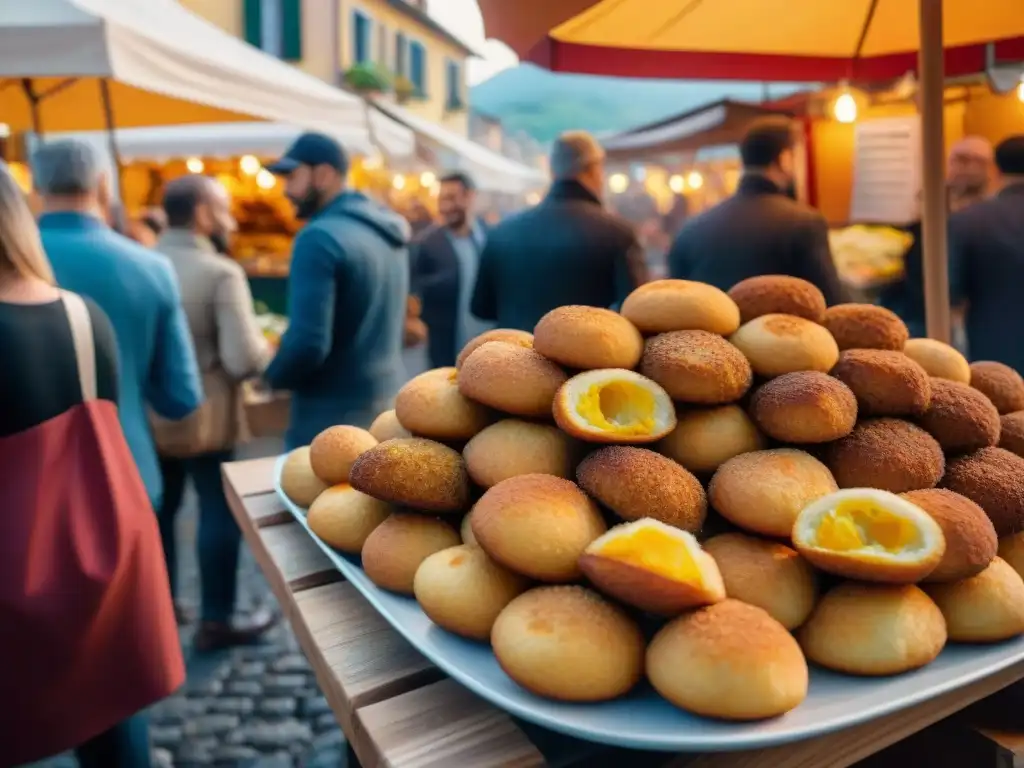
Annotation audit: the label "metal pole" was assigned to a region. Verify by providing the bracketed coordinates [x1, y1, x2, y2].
[98, 78, 124, 200]
[918, 0, 951, 342]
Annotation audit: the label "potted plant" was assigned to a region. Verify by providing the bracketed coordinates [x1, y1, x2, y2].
[343, 62, 392, 94]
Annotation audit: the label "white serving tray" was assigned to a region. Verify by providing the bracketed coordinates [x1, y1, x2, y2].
[275, 455, 1024, 752]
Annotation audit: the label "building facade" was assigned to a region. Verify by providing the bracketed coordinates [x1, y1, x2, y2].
[180, 0, 474, 135]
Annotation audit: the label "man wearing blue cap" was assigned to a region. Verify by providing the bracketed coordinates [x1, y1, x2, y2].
[264, 132, 411, 448]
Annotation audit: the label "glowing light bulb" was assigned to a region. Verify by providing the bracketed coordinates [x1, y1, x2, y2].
[1017, 77, 1024, 103]
[239, 155, 261, 176]
[834, 92, 858, 124]
[392, 174, 406, 191]
[669, 174, 685, 193]
[608, 173, 628, 194]
[256, 169, 276, 189]
[419, 171, 436, 187]
[686, 171, 704, 190]
[185, 157, 205, 173]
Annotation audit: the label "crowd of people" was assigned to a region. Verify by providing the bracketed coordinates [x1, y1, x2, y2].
[3, 112, 1024, 765]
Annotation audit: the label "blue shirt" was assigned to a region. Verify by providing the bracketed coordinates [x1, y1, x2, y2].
[446, 221, 492, 352]
[40, 212, 203, 508]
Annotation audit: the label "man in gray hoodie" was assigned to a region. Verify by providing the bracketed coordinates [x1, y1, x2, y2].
[265, 133, 411, 447]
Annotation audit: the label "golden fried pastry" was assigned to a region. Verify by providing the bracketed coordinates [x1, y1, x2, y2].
[349, 437, 470, 513]
[647, 600, 809, 720]
[918, 378, 1000, 455]
[822, 303, 909, 351]
[824, 418, 944, 493]
[640, 330, 752, 404]
[280, 446, 330, 508]
[395, 368, 492, 441]
[799, 583, 946, 676]
[456, 329, 534, 369]
[728, 275, 827, 324]
[368, 409, 411, 442]
[361, 514, 461, 594]
[749, 371, 857, 443]
[704, 533, 819, 630]
[553, 369, 676, 444]
[998, 532, 1024, 580]
[903, 338, 971, 383]
[942, 447, 1024, 536]
[458, 342, 567, 418]
[708, 448, 837, 538]
[307, 484, 392, 554]
[413, 545, 530, 640]
[491, 586, 645, 702]
[657, 404, 766, 475]
[576, 446, 706, 532]
[925, 558, 1024, 643]
[620, 279, 741, 336]
[999, 411, 1024, 458]
[309, 425, 378, 485]
[463, 419, 575, 488]
[830, 349, 931, 417]
[533, 305, 643, 370]
[970, 361, 1024, 414]
[729, 314, 839, 378]
[902, 489, 998, 583]
[471, 474, 606, 581]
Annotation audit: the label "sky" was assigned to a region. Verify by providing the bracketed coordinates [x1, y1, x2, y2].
[426, 0, 518, 85]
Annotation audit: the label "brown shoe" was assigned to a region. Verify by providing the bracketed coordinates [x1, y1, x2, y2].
[192, 607, 279, 652]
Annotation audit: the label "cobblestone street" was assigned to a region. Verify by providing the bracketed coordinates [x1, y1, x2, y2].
[29, 438, 349, 768]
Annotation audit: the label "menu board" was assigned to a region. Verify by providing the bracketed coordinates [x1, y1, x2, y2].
[849, 116, 922, 225]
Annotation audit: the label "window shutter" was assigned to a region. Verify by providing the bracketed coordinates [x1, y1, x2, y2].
[243, 0, 263, 48]
[281, 0, 302, 61]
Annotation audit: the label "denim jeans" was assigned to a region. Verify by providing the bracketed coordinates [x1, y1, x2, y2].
[74, 712, 151, 768]
[158, 450, 239, 623]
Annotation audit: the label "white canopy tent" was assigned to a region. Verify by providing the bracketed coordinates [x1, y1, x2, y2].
[372, 99, 547, 195]
[0, 0, 413, 156]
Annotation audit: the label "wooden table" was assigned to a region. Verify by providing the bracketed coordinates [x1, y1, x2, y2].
[223, 457, 1024, 768]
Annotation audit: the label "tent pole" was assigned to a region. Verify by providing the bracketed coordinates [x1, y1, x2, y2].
[918, 0, 951, 343]
[20, 79, 42, 137]
[98, 78, 124, 200]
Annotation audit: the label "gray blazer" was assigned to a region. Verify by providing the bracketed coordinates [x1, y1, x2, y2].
[154, 229, 270, 452]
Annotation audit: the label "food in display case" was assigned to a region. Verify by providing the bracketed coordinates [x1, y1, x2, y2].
[829, 224, 914, 289]
[274, 277, 1024, 738]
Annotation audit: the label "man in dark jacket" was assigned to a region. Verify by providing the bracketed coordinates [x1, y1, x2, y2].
[471, 131, 647, 331]
[668, 117, 844, 304]
[411, 171, 491, 367]
[265, 133, 410, 448]
[943, 136, 1024, 372]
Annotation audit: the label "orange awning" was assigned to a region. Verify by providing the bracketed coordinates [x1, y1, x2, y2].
[478, 0, 1024, 81]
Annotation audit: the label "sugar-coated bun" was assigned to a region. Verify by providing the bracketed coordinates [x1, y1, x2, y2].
[647, 600, 809, 721]
[970, 361, 1024, 414]
[918, 378, 1000, 455]
[824, 418, 944, 493]
[307, 484, 392, 554]
[280, 447, 329, 508]
[552, 369, 677, 444]
[822, 303, 909, 351]
[709, 449, 837, 538]
[491, 586, 645, 702]
[903, 338, 971, 383]
[456, 329, 533, 369]
[349, 438, 470, 513]
[942, 447, 1024, 536]
[729, 314, 839, 378]
[471, 474, 606, 581]
[704, 534, 819, 630]
[369, 409, 412, 442]
[902, 489, 998, 583]
[576, 446, 706, 532]
[728, 275, 827, 324]
[533, 305, 643, 370]
[998, 532, 1024, 581]
[309, 425, 378, 485]
[658, 405, 766, 475]
[395, 368, 492, 441]
[925, 558, 1024, 643]
[464, 419, 575, 488]
[620, 279, 741, 336]
[361, 514, 461, 594]
[750, 371, 857, 444]
[798, 583, 946, 676]
[830, 349, 932, 417]
[458, 342, 567, 418]
[640, 330, 752, 404]
[1000, 411, 1024, 458]
[413, 545, 529, 640]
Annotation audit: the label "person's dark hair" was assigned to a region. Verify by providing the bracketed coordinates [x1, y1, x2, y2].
[994, 136, 1024, 176]
[439, 171, 475, 192]
[740, 116, 796, 169]
[139, 209, 167, 238]
[161, 174, 209, 228]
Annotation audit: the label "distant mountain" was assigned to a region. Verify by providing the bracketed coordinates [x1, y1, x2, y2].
[470, 64, 810, 144]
